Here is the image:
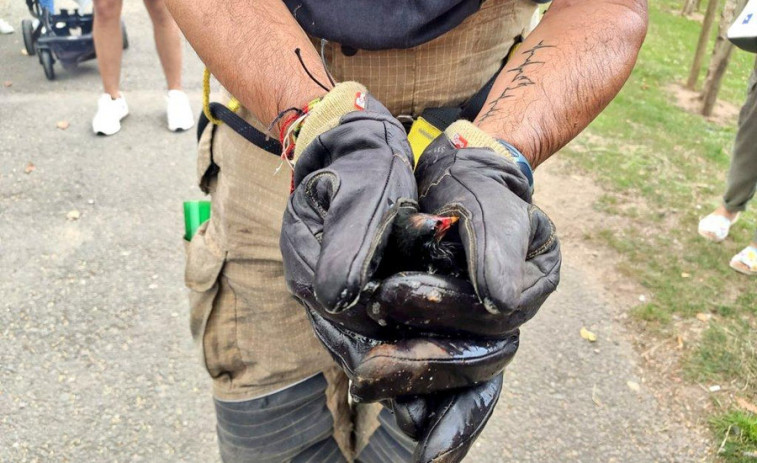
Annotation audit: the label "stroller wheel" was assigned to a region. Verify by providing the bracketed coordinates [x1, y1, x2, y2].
[22, 19, 35, 56]
[40, 49, 55, 80]
[122, 23, 129, 50]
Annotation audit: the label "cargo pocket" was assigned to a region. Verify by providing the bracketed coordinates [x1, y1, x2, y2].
[185, 220, 226, 372]
[197, 121, 219, 194]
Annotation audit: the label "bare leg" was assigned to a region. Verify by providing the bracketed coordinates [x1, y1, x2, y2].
[143, 0, 182, 90]
[92, 0, 124, 98]
[710, 204, 740, 222]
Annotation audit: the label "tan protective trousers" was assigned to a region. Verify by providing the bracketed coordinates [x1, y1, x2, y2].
[185, 0, 538, 458]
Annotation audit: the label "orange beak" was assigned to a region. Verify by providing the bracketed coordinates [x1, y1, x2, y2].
[434, 216, 459, 241]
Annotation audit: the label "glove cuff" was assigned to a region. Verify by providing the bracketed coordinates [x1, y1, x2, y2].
[444, 120, 514, 160]
[294, 81, 368, 160]
[444, 120, 533, 190]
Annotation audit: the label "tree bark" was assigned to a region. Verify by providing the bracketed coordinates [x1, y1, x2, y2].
[682, 0, 698, 16]
[687, 0, 720, 89]
[700, 0, 747, 115]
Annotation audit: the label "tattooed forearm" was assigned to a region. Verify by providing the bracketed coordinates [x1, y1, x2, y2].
[476, 41, 555, 124]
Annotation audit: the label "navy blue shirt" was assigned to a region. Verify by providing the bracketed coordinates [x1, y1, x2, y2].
[284, 0, 487, 50]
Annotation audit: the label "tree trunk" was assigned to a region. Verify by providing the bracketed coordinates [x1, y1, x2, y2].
[696, 0, 704, 12]
[700, 0, 747, 115]
[687, 0, 720, 89]
[682, 0, 698, 15]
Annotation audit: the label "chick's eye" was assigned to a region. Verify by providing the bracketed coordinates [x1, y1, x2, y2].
[434, 220, 443, 229]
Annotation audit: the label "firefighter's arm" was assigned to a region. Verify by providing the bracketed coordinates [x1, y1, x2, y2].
[164, 0, 328, 132]
[475, 0, 648, 168]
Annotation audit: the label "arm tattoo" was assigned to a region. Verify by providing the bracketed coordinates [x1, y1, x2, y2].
[477, 41, 555, 124]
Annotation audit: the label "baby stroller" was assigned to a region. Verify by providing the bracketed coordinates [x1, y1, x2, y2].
[21, 0, 128, 80]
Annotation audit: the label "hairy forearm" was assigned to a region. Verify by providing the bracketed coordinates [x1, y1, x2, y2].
[475, 0, 648, 167]
[164, 0, 329, 131]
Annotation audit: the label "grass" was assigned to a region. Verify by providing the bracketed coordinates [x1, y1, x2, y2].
[712, 411, 757, 461]
[559, 0, 757, 459]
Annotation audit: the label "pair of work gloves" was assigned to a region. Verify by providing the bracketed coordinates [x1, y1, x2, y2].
[280, 82, 561, 462]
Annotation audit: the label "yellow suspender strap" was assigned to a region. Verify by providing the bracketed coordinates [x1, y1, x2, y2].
[202, 68, 241, 126]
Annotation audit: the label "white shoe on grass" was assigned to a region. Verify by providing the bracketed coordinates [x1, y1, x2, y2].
[0, 18, 14, 34]
[166, 89, 194, 132]
[92, 93, 129, 136]
[698, 212, 739, 243]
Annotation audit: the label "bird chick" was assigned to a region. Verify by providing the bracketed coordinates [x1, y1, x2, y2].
[379, 208, 466, 277]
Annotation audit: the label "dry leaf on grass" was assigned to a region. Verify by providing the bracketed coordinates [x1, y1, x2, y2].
[56, 121, 70, 130]
[681, 272, 691, 278]
[736, 397, 757, 415]
[696, 313, 712, 322]
[627, 381, 640, 392]
[24, 162, 36, 174]
[580, 327, 597, 342]
[66, 210, 80, 221]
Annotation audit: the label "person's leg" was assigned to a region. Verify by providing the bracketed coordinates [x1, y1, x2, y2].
[700, 66, 757, 241]
[723, 66, 757, 214]
[214, 374, 347, 463]
[0, 0, 15, 34]
[142, 0, 193, 131]
[92, 0, 123, 98]
[142, 0, 181, 90]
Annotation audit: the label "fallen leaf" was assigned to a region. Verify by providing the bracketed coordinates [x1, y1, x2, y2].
[681, 272, 691, 278]
[627, 381, 640, 392]
[735, 397, 757, 415]
[677, 335, 684, 349]
[580, 327, 597, 342]
[3, 81, 11, 88]
[709, 385, 721, 392]
[56, 121, 70, 130]
[21, 49, 28, 56]
[66, 210, 80, 221]
[696, 313, 712, 322]
[24, 162, 36, 174]
[639, 295, 647, 302]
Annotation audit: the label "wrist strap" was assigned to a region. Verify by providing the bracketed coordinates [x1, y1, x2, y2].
[497, 139, 534, 192]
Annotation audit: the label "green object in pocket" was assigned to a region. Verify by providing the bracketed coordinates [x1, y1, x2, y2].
[184, 201, 211, 241]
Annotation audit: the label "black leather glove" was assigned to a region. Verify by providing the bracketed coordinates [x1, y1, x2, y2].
[280, 84, 517, 399]
[281, 81, 417, 317]
[414, 120, 561, 327]
[390, 374, 503, 463]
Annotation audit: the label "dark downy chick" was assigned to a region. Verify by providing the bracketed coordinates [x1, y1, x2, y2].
[380, 208, 466, 277]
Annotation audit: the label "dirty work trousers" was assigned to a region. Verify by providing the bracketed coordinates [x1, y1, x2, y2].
[184, 0, 539, 460]
[723, 61, 757, 242]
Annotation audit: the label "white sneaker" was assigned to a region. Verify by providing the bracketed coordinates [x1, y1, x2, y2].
[166, 89, 194, 132]
[92, 93, 129, 136]
[0, 18, 14, 34]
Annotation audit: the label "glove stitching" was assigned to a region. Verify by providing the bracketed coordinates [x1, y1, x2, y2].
[304, 171, 338, 220]
[418, 169, 452, 200]
[355, 122, 408, 291]
[448, 168, 491, 309]
[525, 207, 557, 260]
[392, 151, 413, 170]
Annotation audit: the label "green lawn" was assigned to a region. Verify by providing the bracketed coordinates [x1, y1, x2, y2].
[560, 0, 757, 459]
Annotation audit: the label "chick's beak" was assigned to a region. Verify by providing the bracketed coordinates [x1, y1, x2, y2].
[434, 216, 459, 241]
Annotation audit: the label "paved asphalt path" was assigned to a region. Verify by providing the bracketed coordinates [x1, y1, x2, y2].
[1, 3, 710, 462]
